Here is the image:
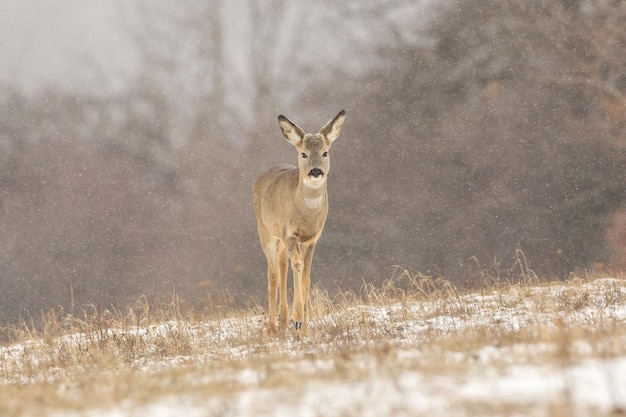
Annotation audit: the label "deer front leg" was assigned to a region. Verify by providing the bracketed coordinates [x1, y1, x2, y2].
[299, 243, 316, 335]
[287, 236, 305, 331]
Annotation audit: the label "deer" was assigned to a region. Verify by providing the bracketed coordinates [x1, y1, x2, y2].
[253, 110, 346, 335]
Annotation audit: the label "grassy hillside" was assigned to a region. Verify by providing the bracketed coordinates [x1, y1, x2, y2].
[1, 273, 626, 416]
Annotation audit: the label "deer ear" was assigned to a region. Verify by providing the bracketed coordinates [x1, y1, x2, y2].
[278, 115, 306, 146]
[319, 110, 346, 144]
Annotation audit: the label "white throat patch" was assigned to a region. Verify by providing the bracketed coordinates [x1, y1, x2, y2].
[305, 196, 323, 209]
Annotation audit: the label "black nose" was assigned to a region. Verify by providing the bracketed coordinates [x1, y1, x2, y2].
[308, 168, 324, 178]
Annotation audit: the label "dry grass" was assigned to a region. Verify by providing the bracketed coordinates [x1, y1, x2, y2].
[1, 272, 626, 416]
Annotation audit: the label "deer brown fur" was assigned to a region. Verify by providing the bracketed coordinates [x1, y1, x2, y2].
[253, 110, 346, 335]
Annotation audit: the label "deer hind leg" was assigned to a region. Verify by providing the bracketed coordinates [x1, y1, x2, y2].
[264, 239, 280, 335]
[287, 236, 305, 330]
[267, 263, 278, 335]
[277, 241, 289, 331]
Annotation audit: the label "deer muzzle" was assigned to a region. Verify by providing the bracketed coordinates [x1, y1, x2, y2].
[308, 168, 324, 178]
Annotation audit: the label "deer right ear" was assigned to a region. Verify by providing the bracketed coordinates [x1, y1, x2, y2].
[319, 110, 346, 144]
[278, 115, 306, 146]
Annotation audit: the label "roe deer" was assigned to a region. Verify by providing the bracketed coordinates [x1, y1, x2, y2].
[253, 110, 346, 335]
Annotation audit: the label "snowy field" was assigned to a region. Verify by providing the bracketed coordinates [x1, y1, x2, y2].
[2, 277, 626, 416]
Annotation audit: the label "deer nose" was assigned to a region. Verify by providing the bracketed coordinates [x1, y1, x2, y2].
[308, 168, 324, 178]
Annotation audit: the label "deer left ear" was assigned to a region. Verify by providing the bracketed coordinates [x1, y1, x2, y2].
[278, 115, 306, 146]
[319, 110, 346, 144]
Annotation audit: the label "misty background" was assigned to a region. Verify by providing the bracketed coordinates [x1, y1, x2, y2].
[1, 0, 625, 323]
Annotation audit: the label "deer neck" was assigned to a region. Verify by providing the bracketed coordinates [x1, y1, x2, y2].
[296, 176, 327, 212]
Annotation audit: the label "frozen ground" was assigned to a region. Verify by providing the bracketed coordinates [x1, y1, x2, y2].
[2, 277, 626, 416]
[73, 357, 626, 417]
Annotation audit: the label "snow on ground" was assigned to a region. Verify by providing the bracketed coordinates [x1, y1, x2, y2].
[3, 278, 626, 416]
[54, 354, 626, 417]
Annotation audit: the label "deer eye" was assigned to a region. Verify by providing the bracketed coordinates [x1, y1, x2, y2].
[301, 153, 308, 159]
[322, 151, 328, 157]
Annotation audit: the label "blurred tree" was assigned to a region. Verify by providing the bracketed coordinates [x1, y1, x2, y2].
[327, 0, 626, 282]
[121, 0, 426, 294]
[3, 0, 626, 324]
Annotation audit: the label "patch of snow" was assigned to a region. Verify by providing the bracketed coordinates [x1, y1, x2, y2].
[4, 278, 626, 416]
